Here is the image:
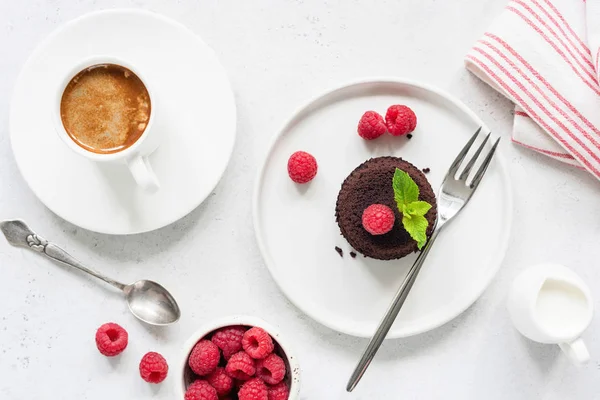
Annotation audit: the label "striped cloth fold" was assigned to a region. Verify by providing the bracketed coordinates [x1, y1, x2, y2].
[465, 0, 600, 178]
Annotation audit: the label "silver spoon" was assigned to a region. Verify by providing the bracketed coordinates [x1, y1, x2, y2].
[0, 220, 181, 326]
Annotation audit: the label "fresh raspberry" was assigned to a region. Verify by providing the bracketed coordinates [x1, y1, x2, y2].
[267, 382, 290, 400]
[95, 322, 128, 357]
[185, 380, 218, 400]
[225, 351, 256, 380]
[287, 151, 317, 184]
[139, 352, 168, 384]
[357, 111, 386, 140]
[362, 204, 395, 235]
[255, 354, 286, 385]
[211, 326, 246, 360]
[206, 367, 233, 396]
[189, 340, 220, 376]
[385, 105, 417, 136]
[238, 378, 268, 400]
[242, 327, 275, 359]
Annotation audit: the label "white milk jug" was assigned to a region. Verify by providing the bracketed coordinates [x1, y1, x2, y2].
[507, 263, 593, 365]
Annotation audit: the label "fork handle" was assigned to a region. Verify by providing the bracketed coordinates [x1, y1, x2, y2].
[346, 228, 441, 392]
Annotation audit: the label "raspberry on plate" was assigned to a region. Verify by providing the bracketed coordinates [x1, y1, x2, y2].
[185, 380, 218, 400]
[242, 327, 275, 359]
[357, 111, 386, 140]
[287, 151, 317, 184]
[206, 367, 233, 396]
[211, 326, 246, 360]
[385, 105, 417, 136]
[139, 352, 168, 384]
[362, 204, 395, 235]
[225, 351, 256, 380]
[267, 382, 290, 400]
[95, 322, 128, 357]
[189, 340, 221, 376]
[238, 377, 268, 400]
[255, 353, 286, 385]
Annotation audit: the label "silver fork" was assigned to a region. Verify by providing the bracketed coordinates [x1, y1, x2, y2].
[346, 127, 500, 392]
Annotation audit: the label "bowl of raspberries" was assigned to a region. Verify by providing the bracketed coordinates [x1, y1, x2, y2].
[176, 316, 300, 400]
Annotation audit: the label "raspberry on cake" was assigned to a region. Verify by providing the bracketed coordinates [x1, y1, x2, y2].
[385, 105, 417, 136]
[358, 111, 386, 140]
[335, 157, 437, 260]
[362, 204, 395, 235]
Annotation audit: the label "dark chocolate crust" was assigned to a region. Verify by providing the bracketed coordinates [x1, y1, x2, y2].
[335, 157, 437, 260]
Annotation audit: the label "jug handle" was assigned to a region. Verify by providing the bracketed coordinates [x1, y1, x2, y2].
[559, 338, 590, 365]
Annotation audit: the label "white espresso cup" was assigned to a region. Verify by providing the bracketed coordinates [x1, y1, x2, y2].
[53, 56, 160, 193]
[508, 263, 593, 365]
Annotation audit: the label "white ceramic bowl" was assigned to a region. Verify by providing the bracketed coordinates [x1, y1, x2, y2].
[175, 316, 301, 399]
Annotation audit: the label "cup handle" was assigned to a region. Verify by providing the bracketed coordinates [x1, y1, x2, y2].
[127, 155, 160, 193]
[559, 338, 590, 365]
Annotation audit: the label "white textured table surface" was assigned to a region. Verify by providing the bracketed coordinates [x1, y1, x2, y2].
[1, 1, 600, 399]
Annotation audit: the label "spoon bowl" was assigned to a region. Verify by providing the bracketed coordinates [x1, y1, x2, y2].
[124, 280, 181, 325]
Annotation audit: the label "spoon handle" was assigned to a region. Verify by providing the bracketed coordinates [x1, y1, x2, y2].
[42, 241, 126, 291]
[2, 221, 126, 291]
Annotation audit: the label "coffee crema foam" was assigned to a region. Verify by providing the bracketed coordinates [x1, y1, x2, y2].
[60, 64, 151, 154]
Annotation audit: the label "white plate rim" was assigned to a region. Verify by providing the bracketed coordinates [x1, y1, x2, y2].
[9, 8, 237, 235]
[252, 76, 513, 338]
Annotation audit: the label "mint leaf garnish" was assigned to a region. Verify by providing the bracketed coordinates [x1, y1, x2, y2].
[405, 201, 431, 217]
[402, 214, 429, 249]
[393, 169, 419, 206]
[392, 168, 432, 250]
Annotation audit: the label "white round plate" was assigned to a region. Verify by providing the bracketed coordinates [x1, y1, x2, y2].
[10, 9, 236, 234]
[253, 78, 512, 338]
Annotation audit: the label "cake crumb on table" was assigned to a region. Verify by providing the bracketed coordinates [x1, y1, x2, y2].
[422, 167, 430, 173]
[350, 251, 357, 258]
[335, 246, 343, 257]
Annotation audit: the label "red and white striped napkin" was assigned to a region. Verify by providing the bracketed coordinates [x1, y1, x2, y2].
[465, 0, 600, 179]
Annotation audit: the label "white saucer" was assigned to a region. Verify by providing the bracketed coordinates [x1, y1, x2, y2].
[10, 9, 236, 234]
[253, 78, 512, 338]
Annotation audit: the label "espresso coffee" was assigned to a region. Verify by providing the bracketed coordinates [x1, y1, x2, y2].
[60, 64, 151, 154]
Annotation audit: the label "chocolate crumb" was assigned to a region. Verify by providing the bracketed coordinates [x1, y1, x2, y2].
[407, 134, 413, 139]
[335, 246, 343, 257]
[423, 167, 430, 173]
[350, 251, 357, 258]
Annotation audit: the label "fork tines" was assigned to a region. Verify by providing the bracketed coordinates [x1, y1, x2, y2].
[448, 127, 500, 189]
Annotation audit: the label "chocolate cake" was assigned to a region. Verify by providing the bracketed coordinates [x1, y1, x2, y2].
[335, 157, 437, 260]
